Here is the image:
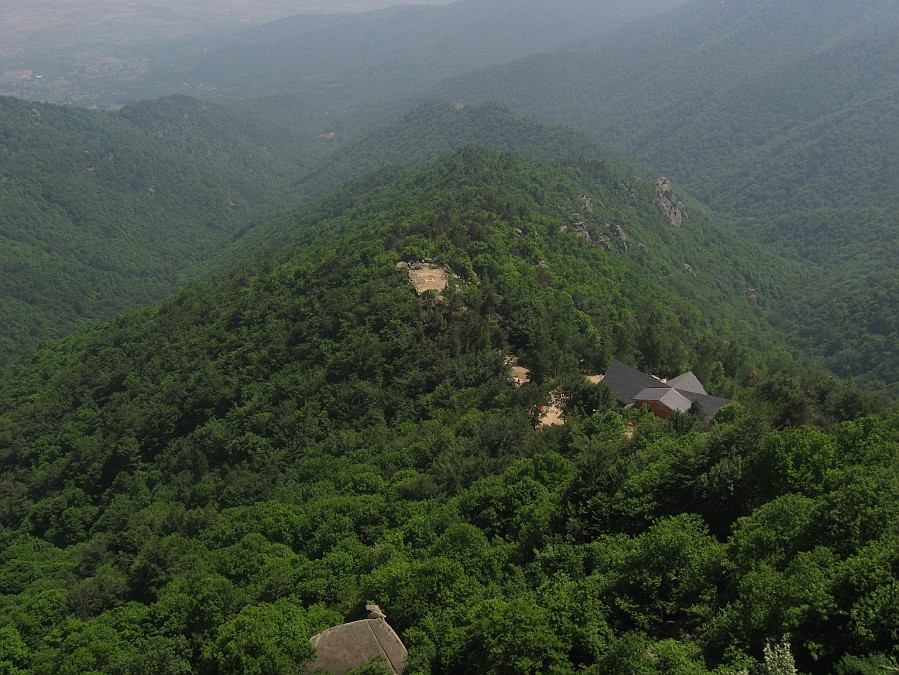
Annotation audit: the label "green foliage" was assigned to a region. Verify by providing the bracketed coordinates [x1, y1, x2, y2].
[0, 93, 330, 364]
[434, 0, 898, 395]
[0, 147, 894, 674]
[211, 601, 338, 674]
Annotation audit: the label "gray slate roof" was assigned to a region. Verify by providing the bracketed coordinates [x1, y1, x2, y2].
[602, 360, 666, 406]
[678, 391, 733, 419]
[634, 387, 693, 413]
[665, 371, 707, 395]
[602, 360, 731, 418]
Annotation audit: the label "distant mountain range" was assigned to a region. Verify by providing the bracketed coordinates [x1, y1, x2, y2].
[0, 0, 895, 396]
[427, 0, 898, 394]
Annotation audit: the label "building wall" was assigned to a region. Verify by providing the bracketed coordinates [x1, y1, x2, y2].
[635, 399, 674, 419]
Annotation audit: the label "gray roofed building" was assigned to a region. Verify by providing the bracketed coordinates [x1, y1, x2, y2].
[634, 387, 693, 415]
[665, 371, 707, 395]
[677, 391, 732, 419]
[601, 360, 731, 420]
[602, 360, 667, 407]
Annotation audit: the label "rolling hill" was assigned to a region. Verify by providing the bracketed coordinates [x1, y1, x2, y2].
[220, 101, 805, 334]
[0, 147, 893, 674]
[426, 0, 898, 394]
[0, 94, 331, 362]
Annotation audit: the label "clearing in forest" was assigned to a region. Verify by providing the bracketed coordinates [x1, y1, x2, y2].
[406, 264, 449, 295]
[538, 391, 565, 428]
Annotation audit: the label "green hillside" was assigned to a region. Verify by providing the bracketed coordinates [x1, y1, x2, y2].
[290, 101, 642, 199]
[116, 95, 335, 205]
[0, 95, 333, 363]
[428, 0, 898, 394]
[0, 148, 893, 674]
[221, 101, 647, 262]
[222, 131, 803, 349]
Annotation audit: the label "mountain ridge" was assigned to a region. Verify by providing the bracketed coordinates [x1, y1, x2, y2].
[0, 144, 893, 674]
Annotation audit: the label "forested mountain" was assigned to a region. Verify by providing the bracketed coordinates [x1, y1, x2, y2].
[0, 148, 893, 674]
[288, 101, 641, 201]
[0, 93, 799, 372]
[427, 0, 899, 395]
[0, 94, 332, 363]
[220, 102, 804, 331]
[220, 100, 646, 261]
[116, 95, 335, 199]
[1, 1, 896, 672]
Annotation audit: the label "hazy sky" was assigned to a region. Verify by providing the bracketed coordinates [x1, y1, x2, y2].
[0, 0, 455, 54]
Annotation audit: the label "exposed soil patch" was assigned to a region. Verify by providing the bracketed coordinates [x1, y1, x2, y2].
[538, 392, 565, 428]
[407, 265, 448, 295]
[510, 366, 531, 387]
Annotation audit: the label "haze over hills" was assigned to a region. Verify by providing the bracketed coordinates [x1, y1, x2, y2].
[1, 0, 688, 107]
[426, 0, 898, 394]
[428, 0, 898, 229]
[149, 0, 687, 103]
[0, 0, 456, 56]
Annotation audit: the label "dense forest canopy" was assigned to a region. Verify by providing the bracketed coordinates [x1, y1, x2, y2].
[0, 0, 897, 672]
[2, 0, 895, 394]
[1, 148, 895, 673]
[0, 94, 335, 363]
[426, 0, 898, 395]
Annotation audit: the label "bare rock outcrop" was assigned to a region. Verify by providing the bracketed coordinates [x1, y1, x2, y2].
[655, 178, 686, 227]
[614, 224, 630, 251]
[579, 194, 594, 213]
[567, 212, 593, 245]
[625, 183, 640, 208]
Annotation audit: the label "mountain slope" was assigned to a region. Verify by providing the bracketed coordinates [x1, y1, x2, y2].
[221, 137, 803, 358]
[221, 101, 802, 305]
[116, 94, 335, 202]
[428, 0, 898, 394]
[0, 94, 334, 362]
[0, 147, 893, 674]
[288, 101, 650, 199]
[430, 0, 897, 223]
[218, 100, 646, 260]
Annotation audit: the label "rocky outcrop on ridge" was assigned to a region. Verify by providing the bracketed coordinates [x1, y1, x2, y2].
[655, 177, 686, 227]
